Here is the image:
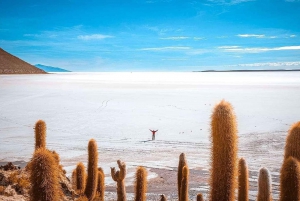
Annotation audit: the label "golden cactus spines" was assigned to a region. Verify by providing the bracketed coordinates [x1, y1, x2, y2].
[178, 153, 187, 201]
[29, 148, 62, 201]
[238, 158, 249, 201]
[111, 160, 127, 201]
[209, 100, 238, 201]
[97, 167, 105, 201]
[76, 162, 86, 194]
[134, 166, 147, 201]
[197, 193, 204, 201]
[84, 139, 98, 200]
[160, 194, 167, 201]
[72, 169, 77, 191]
[257, 167, 272, 201]
[280, 157, 300, 201]
[76, 196, 89, 201]
[180, 166, 189, 201]
[284, 122, 300, 160]
[34, 120, 46, 149]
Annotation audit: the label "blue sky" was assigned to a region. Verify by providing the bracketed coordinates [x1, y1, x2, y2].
[0, 0, 300, 71]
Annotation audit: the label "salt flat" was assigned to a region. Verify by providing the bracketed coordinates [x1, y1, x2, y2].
[0, 72, 299, 200]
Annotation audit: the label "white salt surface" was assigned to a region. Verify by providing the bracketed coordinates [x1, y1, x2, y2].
[0, 72, 300, 199]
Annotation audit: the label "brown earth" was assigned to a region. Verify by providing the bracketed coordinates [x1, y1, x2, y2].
[0, 48, 46, 74]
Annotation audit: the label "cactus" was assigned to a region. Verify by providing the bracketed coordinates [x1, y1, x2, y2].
[76, 196, 89, 201]
[97, 167, 105, 201]
[111, 160, 127, 201]
[178, 153, 187, 201]
[34, 120, 46, 149]
[238, 158, 249, 201]
[76, 162, 86, 194]
[280, 157, 300, 201]
[134, 166, 147, 201]
[160, 194, 167, 201]
[257, 167, 272, 201]
[197, 193, 204, 201]
[72, 169, 77, 191]
[284, 122, 300, 160]
[84, 139, 98, 200]
[180, 166, 189, 201]
[209, 100, 238, 201]
[29, 148, 61, 201]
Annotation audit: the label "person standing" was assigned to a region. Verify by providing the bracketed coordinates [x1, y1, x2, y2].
[149, 129, 158, 140]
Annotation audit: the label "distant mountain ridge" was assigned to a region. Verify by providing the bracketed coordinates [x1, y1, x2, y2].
[0, 48, 46, 74]
[35, 64, 71, 72]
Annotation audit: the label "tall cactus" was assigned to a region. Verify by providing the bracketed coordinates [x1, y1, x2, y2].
[178, 153, 187, 201]
[280, 157, 300, 201]
[76, 162, 86, 194]
[72, 169, 77, 191]
[209, 100, 238, 201]
[257, 167, 272, 201]
[160, 194, 167, 201]
[35, 120, 47, 149]
[197, 193, 204, 201]
[180, 166, 189, 201]
[84, 139, 98, 200]
[97, 167, 105, 201]
[134, 166, 147, 201]
[29, 148, 61, 201]
[284, 121, 300, 160]
[111, 160, 127, 201]
[238, 158, 249, 201]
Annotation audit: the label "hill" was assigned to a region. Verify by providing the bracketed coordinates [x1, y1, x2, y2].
[35, 64, 71, 72]
[0, 48, 46, 74]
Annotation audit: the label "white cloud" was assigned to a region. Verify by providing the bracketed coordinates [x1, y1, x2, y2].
[77, 34, 114, 40]
[290, 35, 297, 38]
[207, 0, 255, 5]
[160, 36, 189, 40]
[232, 61, 300, 67]
[237, 34, 280, 39]
[193, 37, 204, 40]
[220, 45, 300, 53]
[237, 34, 265, 38]
[140, 46, 191, 51]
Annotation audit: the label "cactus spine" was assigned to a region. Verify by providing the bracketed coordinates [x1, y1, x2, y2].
[197, 193, 204, 201]
[284, 122, 300, 160]
[76, 162, 86, 194]
[97, 167, 105, 201]
[180, 166, 189, 201]
[134, 166, 147, 201]
[84, 139, 98, 200]
[29, 148, 61, 201]
[111, 160, 127, 201]
[160, 194, 167, 201]
[178, 153, 187, 201]
[280, 157, 300, 201]
[72, 169, 77, 191]
[209, 100, 238, 201]
[35, 120, 46, 149]
[257, 167, 272, 201]
[238, 158, 249, 201]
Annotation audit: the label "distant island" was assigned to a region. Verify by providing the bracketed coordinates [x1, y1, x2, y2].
[0, 48, 46, 74]
[35, 64, 71, 73]
[195, 69, 300, 72]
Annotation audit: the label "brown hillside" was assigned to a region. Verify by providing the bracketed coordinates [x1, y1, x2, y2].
[0, 48, 46, 74]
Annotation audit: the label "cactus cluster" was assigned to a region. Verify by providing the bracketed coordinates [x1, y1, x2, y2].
[25, 104, 300, 201]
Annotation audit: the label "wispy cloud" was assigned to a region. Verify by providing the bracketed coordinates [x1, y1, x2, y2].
[77, 34, 114, 40]
[230, 61, 300, 67]
[140, 46, 191, 51]
[193, 37, 204, 40]
[160, 36, 189, 40]
[219, 45, 300, 53]
[290, 34, 297, 38]
[207, 0, 255, 5]
[237, 34, 266, 38]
